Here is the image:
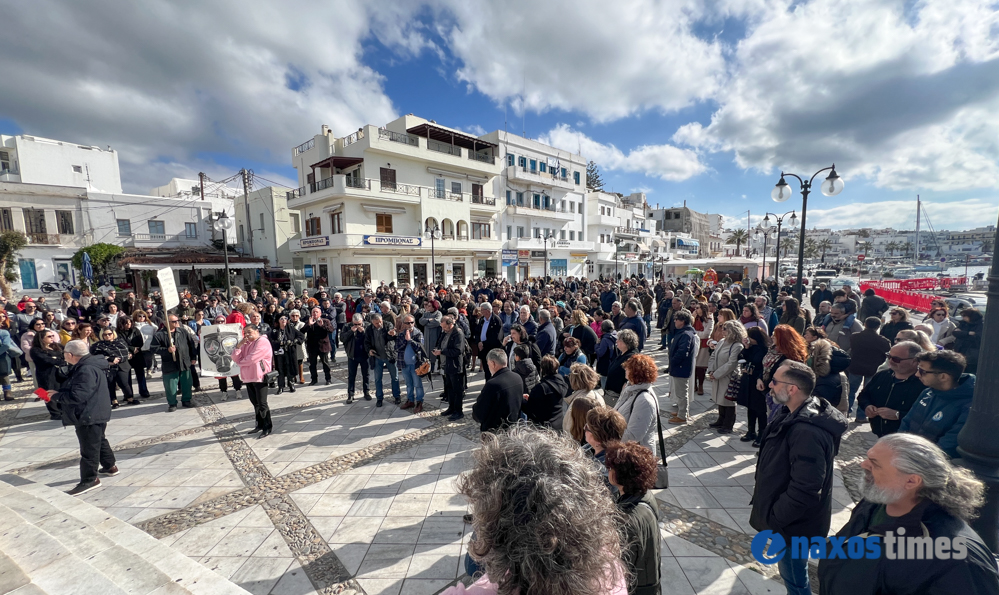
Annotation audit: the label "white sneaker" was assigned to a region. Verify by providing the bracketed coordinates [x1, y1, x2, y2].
[220, 391, 228, 402]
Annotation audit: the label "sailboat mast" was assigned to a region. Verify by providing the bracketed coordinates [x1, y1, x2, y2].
[914, 195, 920, 264]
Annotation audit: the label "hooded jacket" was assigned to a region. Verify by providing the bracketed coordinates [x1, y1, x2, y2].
[750, 395, 848, 539]
[596, 330, 618, 376]
[513, 357, 538, 394]
[619, 490, 662, 595]
[810, 339, 851, 407]
[52, 354, 111, 427]
[818, 499, 999, 595]
[899, 374, 975, 458]
[668, 324, 698, 379]
[524, 373, 567, 429]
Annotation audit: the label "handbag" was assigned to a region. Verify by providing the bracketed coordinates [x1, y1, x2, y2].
[724, 367, 743, 402]
[650, 392, 670, 489]
[261, 359, 279, 386]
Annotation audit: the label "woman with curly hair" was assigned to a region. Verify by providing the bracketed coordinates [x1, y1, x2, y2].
[605, 441, 662, 595]
[448, 425, 628, 595]
[614, 354, 659, 455]
[759, 324, 809, 421]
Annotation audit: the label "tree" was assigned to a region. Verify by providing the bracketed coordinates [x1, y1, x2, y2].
[586, 161, 604, 191]
[726, 229, 749, 256]
[902, 241, 913, 257]
[858, 241, 874, 259]
[885, 241, 900, 257]
[805, 238, 819, 259]
[72, 243, 125, 285]
[857, 229, 871, 239]
[818, 239, 833, 263]
[0, 231, 28, 298]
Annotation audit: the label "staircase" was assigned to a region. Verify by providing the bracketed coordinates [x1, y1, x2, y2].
[0, 477, 251, 595]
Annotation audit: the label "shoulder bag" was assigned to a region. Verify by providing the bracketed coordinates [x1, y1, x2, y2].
[650, 392, 670, 489]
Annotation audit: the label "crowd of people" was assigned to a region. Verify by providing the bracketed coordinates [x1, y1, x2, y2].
[1, 272, 994, 594]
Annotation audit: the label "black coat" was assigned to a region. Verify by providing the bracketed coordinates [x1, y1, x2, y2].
[51, 354, 111, 427]
[524, 374, 567, 429]
[605, 348, 636, 395]
[818, 500, 999, 595]
[150, 328, 197, 374]
[813, 345, 851, 406]
[472, 314, 503, 355]
[438, 329, 466, 376]
[750, 396, 848, 539]
[736, 343, 767, 414]
[856, 369, 925, 437]
[879, 320, 913, 343]
[668, 325, 697, 379]
[619, 491, 662, 595]
[471, 366, 523, 433]
[31, 347, 66, 392]
[570, 324, 599, 359]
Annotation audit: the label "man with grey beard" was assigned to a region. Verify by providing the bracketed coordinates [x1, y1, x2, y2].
[819, 433, 998, 594]
[750, 360, 848, 595]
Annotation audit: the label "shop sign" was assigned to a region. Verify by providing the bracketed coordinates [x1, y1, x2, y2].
[570, 255, 586, 263]
[502, 249, 519, 267]
[530, 250, 546, 258]
[518, 250, 531, 258]
[300, 236, 329, 248]
[364, 235, 422, 247]
[550, 259, 567, 268]
[304, 265, 314, 278]
[555, 240, 571, 247]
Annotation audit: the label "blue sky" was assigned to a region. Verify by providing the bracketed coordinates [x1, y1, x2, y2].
[2, 0, 997, 231]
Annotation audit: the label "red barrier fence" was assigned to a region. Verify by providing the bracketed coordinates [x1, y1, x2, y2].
[859, 279, 963, 313]
[866, 277, 967, 291]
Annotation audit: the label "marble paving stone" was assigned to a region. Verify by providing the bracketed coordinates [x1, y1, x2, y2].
[205, 527, 274, 558]
[659, 556, 696, 595]
[355, 578, 404, 595]
[417, 517, 465, 545]
[199, 555, 249, 580]
[670, 487, 722, 509]
[662, 530, 721, 557]
[357, 544, 416, 579]
[229, 556, 293, 595]
[724, 560, 784, 595]
[268, 560, 317, 595]
[399, 578, 453, 595]
[406, 553, 460, 580]
[347, 493, 395, 517]
[328, 516, 384, 544]
[306, 492, 356, 517]
[373, 517, 425, 544]
[680, 556, 751, 595]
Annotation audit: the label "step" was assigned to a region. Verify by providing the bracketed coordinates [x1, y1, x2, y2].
[0, 478, 252, 595]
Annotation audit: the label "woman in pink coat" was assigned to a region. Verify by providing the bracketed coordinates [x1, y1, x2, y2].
[232, 323, 274, 437]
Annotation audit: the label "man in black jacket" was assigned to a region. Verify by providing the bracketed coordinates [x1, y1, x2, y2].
[150, 314, 198, 412]
[473, 303, 503, 380]
[818, 433, 999, 595]
[364, 313, 398, 406]
[604, 329, 639, 407]
[536, 309, 557, 358]
[858, 341, 925, 437]
[303, 306, 335, 385]
[751, 360, 848, 595]
[53, 340, 116, 495]
[471, 349, 522, 433]
[340, 313, 370, 404]
[434, 315, 466, 421]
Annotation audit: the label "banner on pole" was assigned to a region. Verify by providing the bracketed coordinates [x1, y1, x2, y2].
[157, 268, 180, 311]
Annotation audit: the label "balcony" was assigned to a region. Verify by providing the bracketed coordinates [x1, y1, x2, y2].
[293, 138, 315, 156]
[378, 128, 418, 146]
[427, 139, 462, 157]
[26, 233, 61, 245]
[469, 194, 497, 211]
[594, 214, 621, 227]
[614, 226, 651, 237]
[507, 237, 595, 251]
[506, 203, 575, 221]
[123, 233, 206, 247]
[289, 173, 498, 209]
[506, 165, 576, 190]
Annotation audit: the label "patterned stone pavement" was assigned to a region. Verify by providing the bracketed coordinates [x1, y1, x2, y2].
[0, 343, 877, 595]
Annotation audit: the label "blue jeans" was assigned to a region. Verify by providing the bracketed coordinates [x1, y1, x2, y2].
[401, 364, 424, 403]
[848, 372, 865, 420]
[643, 313, 652, 335]
[777, 555, 810, 595]
[373, 358, 400, 402]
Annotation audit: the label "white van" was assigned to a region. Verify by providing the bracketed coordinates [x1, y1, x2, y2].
[813, 269, 837, 284]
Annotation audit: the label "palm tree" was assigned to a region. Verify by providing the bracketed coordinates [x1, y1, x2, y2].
[885, 241, 900, 257]
[902, 241, 913, 258]
[726, 229, 749, 257]
[818, 239, 833, 263]
[859, 241, 874, 259]
[804, 238, 819, 260]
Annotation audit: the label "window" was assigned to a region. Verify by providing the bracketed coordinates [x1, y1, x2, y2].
[0, 208, 12, 231]
[472, 183, 483, 200]
[185, 223, 198, 238]
[117, 219, 131, 236]
[570, 202, 575, 213]
[435, 178, 445, 199]
[570, 230, 576, 241]
[472, 223, 491, 240]
[290, 213, 301, 234]
[376, 214, 393, 233]
[539, 162, 547, 173]
[341, 264, 371, 286]
[529, 159, 537, 171]
[18, 259, 37, 290]
[517, 226, 525, 238]
[259, 213, 265, 234]
[507, 154, 515, 167]
[506, 226, 512, 239]
[578, 229, 584, 241]
[533, 193, 541, 209]
[72, 165, 82, 173]
[148, 220, 165, 235]
[516, 192, 525, 206]
[24, 209, 45, 234]
[506, 190, 513, 205]
[54, 211, 73, 234]
[561, 199, 566, 211]
[519, 156, 527, 168]
[0, 151, 10, 172]
[239, 225, 244, 243]
[561, 167, 567, 179]
[330, 212, 343, 234]
[574, 171, 581, 185]
[306, 172, 314, 186]
[305, 217, 321, 236]
[533, 227, 540, 239]
[380, 167, 396, 191]
[560, 230, 566, 240]
[451, 181, 462, 196]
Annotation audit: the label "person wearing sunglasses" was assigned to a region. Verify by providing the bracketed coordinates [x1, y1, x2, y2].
[90, 328, 138, 408]
[898, 350, 975, 459]
[150, 315, 197, 412]
[856, 341, 926, 438]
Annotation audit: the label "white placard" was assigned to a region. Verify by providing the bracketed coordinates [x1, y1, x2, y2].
[199, 324, 243, 377]
[157, 268, 180, 311]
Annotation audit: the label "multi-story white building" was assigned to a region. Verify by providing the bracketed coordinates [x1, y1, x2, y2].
[231, 186, 298, 271]
[0, 134, 122, 193]
[287, 116, 503, 288]
[586, 191, 667, 279]
[478, 131, 589, 281]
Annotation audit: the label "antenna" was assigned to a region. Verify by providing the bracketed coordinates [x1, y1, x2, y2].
[522, 72, 526, 137]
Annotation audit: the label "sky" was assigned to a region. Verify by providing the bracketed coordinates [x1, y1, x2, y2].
[2, 0, 998, 232]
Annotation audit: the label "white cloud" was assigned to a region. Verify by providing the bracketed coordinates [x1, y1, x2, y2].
[437, 0, 725, 122]
[799, 198, 998, 231]
[673, 0, 999, 192]
[540, 124, 706, 181]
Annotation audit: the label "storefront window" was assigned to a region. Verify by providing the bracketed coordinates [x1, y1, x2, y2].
[341, 264, 370, 287]
[396, 263, 410, 286]
[413, 263, 427, 285]
[434, 263, 445, 284]
[452, 263, 465, 284]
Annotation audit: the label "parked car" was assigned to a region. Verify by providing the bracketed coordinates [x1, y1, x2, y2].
[262, 268, 292, 290]
[829, 278, 856, 291]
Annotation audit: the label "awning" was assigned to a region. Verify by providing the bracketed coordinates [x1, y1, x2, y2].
[677, 238, 700, 247]
[635, 242, 651, 252]
[322, 202, 345, 214]
[125, 263, 266, 271]
[407, 123, 497, 151]
[650, 238, 666, 248]
[310, 156, 364, 171]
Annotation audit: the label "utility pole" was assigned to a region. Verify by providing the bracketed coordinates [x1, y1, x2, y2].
[200, 172, 214, 241]
[241, 169, 254, 258]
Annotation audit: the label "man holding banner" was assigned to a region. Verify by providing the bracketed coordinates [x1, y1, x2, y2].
[151, 314, 197, 411]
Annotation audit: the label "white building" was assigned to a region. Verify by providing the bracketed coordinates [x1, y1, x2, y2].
[479, 131, 589, 281]
[0, 134, 122, 193]
[586, 191, 667, 279]
[231, 185, 298, 271]
[287, 116, 503, 288]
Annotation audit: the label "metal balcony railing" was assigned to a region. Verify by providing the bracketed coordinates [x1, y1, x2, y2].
[27, 233, 60, 245]
[380, 181, 420, 196]
[471, 194, 496, 206]
[293, 138, 315, 156]
[345, 177, 369, 189]
[468, 152, 494, 164]
[378, 128, 418, 146]
[311, 177, 335, 193]
[343, 129, 365, 146]
[427, 140, 461, 156]
[286, 186, 306, 200]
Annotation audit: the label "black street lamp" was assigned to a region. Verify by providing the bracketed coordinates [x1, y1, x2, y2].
[542, 231, 556, 280]
[614, 238, 622, 281]
[957, 211, 999, 552]
[754, 224, 776, 280]
[762, 210, 797, 280]
[772, 165, 844, 300]
[213, 212, 234, 301]
[425, 221, 441, 286]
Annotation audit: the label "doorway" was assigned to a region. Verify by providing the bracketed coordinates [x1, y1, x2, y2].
[452, 263, 465, 285]
[434, 263, 445, 285]
[413, 263, 427, 285]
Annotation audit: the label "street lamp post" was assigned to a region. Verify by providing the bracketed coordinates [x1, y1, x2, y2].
[754, 224, 774, 280]
[957, 211, 999, 552]
[213, 212, 234, 302]
[763, 210, 797, 280]
[542, 232, 555, 281]
[425, 222, 440, 286]
[771, 165, 844, 300]
[614, 238, 622, 281]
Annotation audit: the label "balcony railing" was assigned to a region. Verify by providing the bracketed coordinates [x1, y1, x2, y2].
[346, 177, 369, 189]
[293, 138, 315, 156]
[427, 140, 461, 156]
[311, 177, 335, 193]
[441, 233, 455, 240]
[378, 128, 418, 146]
[343, 129, 365, 146]
[381, 181, 420, 196]
[471, 194, 496, 206]
[429, 189, 463, 202]
[287, 186, 306, 200]
[468, 152, 494, 164]
[27, 233, 60, 245]
[131, 233, 167, 242]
